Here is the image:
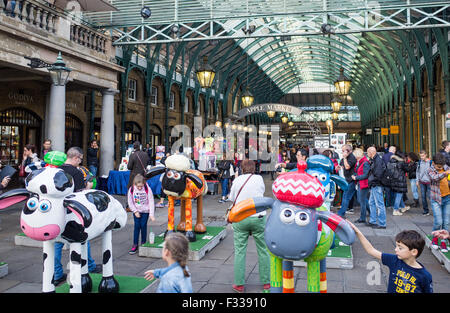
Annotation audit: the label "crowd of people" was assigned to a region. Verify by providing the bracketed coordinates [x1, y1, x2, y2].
[271, 141, 449, 253]
[1, 136, 449, 294]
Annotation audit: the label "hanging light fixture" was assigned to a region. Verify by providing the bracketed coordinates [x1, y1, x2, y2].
[288, 121, 294, 127]
[241, 36, 254, 107]
[267, 110, 276, 118]
[196, 55, 215, 89]
[281, 115, 289, 123]
[334, 67, 351, 97]
[331, 94, 343, 112]
[241, 88, 254, 107]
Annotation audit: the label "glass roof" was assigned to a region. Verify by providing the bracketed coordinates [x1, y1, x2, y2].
[81, 0, 450, 97]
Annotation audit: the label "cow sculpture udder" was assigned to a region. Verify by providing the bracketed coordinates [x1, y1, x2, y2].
[0, 167, 127, 293]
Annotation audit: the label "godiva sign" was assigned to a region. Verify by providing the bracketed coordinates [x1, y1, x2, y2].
[8, 91, 34, 105]
[236, 103, 303, 118]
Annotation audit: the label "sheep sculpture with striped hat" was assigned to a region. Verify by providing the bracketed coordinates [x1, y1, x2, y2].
[227, 160, 355, 293]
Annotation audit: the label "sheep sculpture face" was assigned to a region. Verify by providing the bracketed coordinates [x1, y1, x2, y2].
[145, 154, 207, 242]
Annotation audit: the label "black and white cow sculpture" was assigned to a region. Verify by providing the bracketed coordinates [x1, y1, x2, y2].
[0, 167, 127, 293]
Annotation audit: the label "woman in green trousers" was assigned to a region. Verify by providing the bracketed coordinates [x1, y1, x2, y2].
[229, 159, 270, 293]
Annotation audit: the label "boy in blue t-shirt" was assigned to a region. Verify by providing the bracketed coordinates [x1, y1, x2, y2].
[349, 222, 433, 293]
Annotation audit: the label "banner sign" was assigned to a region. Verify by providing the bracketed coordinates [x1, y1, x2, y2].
[236, 103, 303, 118]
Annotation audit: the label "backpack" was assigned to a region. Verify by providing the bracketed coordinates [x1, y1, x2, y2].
[381, 161, 401, 187]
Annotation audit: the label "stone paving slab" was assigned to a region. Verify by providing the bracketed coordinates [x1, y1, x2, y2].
[1, 174, 449, 293]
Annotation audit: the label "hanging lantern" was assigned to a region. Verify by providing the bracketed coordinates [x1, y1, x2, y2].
[196, 55, 215, 88]
[241, 88, 254, 107]
[281, 115, 289, 123]
[288, 121, 294, 127]
[267, 110, 276, 118]
[330, 94, 342, 112]
[334, 67, 351, 96]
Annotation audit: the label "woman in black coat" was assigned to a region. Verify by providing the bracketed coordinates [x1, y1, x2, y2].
[405, 152, 420, 207]
[218, 159, 233, 203]
[388, 153, 409, 215]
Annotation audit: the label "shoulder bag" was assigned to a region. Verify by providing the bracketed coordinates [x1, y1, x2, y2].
[225, 174, 253, 223]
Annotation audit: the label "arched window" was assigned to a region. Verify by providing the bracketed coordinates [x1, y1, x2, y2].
[124, 121, 142, 147]
[65, 114, 83, 152]
[150, 124, 162, 152]
[0, 108, 41, 166]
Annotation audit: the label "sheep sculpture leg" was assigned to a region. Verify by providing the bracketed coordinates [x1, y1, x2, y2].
[269, 252, 283, 293]
[282, 260, 295, 293]
[42, 241, 55, 293]
[184, 199, 196, 242]
[307, 261, 320, 292]
[69, 242, 82, 293]
[81, 241, 92, 293]
[320, 259, 327, 293]
[167, 196, 176, 234]
[98, 230, 119, 292]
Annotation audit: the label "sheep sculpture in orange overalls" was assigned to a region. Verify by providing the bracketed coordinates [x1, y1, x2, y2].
[145, 154, 207, 242]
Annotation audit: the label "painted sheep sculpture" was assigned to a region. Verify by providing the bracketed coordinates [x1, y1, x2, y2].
[228, 160, 355, 293]
[0, 167, 127, 293]
[145, 154, 207, 242]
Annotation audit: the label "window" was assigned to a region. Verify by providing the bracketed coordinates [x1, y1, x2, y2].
[184, 96, 189, 113]
[169, 91, 175, 110]
[128, 79, 137, 101]
[151, 86, 158, 106]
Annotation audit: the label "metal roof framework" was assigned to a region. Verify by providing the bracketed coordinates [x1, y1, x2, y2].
[80, 1, 450, 130]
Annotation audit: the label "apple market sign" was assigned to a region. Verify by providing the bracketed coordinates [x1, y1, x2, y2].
[236, 103, 303, 119]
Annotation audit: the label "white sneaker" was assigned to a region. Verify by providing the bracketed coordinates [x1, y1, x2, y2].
[400, 206, 410, 213]
[393, 210, 403, 216]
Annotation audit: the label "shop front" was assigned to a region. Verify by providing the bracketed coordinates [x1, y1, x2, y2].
[0, 107, 42, 167]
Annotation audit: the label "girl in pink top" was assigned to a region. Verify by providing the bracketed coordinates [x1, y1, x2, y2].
[128, 174, 156, 254]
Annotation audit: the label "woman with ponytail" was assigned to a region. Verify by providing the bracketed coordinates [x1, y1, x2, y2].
[144, 232, 192, 293]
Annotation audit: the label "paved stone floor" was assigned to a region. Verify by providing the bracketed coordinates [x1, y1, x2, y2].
[0, 173, 449, 293]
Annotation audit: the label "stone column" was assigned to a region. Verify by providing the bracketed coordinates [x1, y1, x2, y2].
[47, 84, 66, 152]
[99, 89, 118, 177]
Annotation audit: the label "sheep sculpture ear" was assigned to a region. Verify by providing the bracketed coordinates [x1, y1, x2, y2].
[144, 166, 166, 179]
[227, 197, 274, 223]
[0, 188, 31, 209]
[316, 210, 355, 245]
[330, 175, 349, 191]
[186, 173, 203, 189]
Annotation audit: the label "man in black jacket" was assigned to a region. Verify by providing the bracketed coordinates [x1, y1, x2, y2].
[87, 140, 99, 177]
[366, 147, 387, 229]
[336, 144, 357, 218]
[218, 159, 233, 203]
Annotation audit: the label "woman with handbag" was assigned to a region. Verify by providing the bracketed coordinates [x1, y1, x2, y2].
[228, 159, 270, 293]
[127, 141, 150, 189]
